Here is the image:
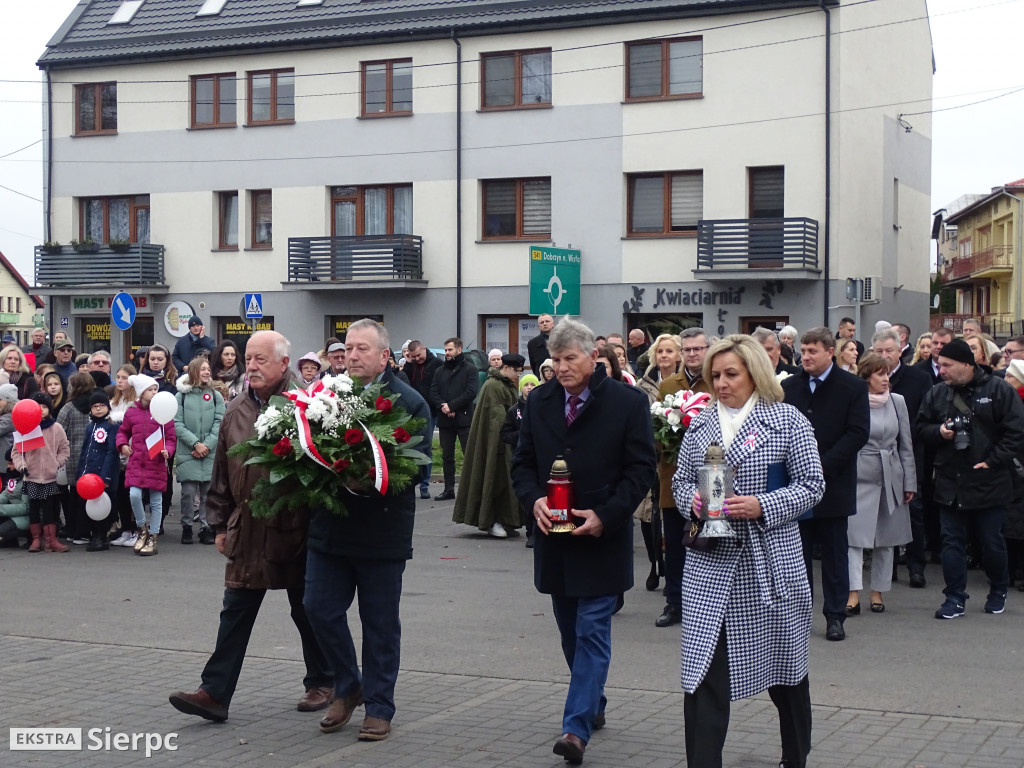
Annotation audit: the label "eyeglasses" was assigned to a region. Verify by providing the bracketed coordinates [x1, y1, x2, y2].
[1005, 347, 1024, 356]
[682, 345, 709, 354]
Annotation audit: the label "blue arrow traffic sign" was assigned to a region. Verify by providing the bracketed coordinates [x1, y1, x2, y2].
[244, 293, 264, 319]
[111, 292, 136, 331]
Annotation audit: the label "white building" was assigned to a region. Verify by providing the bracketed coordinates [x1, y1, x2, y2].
[36, 0, 934, 359]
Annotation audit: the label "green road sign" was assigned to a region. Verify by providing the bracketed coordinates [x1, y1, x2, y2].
[529, 246, 581, 316]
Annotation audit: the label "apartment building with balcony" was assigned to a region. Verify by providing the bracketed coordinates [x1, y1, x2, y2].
[36, 0, 934, 360]
[937, 179, 1024, 337]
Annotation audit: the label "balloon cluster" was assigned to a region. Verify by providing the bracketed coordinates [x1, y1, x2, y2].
[77, 474, 111, 521]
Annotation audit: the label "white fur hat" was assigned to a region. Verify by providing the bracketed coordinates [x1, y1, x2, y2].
[129, 374, 159, 397]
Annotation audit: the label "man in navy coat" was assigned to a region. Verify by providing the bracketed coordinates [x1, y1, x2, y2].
[783, 326, 869, 642]
[511, 318, 656, 765]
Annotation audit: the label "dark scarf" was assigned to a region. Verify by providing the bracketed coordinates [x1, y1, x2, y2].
[215, 364, 240, 382]
[40, 417, 55, 430]
[143, 366, 167, 381]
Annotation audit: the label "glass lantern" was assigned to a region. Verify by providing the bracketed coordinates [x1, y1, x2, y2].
[546, 457, 576, 533]
[697, 442, 736, 539]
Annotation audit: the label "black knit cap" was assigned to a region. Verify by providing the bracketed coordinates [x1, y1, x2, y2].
[30, 392, 53, 411]
[938, 339, 976, 366]
[89, 389, 111, 408]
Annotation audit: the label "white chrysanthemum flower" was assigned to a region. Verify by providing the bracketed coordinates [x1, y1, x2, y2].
[662, 393, 676, 408]
[651, 401, 663, 415]
[666, 410, 682, 426]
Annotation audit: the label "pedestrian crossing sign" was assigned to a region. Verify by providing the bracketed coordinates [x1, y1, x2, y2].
[244, 293, 264, 319]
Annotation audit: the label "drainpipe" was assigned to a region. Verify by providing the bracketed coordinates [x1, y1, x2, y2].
[820, 1, 832, 326]
[452, 29, 463, 339]
[1008, 191, 1024, 324]
[45, 67, 55, 337]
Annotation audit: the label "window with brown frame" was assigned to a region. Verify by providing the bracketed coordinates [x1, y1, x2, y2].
[191, 73, 237, 128]
[218, 191, 239, 249]
[480, 49, 552, 109]
[625, 38, 702, 101]
[361, 60, 412, 117]
[481, 178, 551, 240]
[75, 83, 117, 135]
[250, 190, 272, 248]
[79, 195, 150, 243]
[331, 185, 413, 236]
[247, 69, 295, 125]
[627, 172, 702, 236]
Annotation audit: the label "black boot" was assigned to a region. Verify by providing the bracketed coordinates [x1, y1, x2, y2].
[86, 534, 109, 552]
[181, 526, 193, 545]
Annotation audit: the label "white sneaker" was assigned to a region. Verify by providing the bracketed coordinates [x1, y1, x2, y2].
[120, 533, 139, 548]
[111, 531, 132, 547]
[489, 523, 508, 538]
[70, 538, 90, 545]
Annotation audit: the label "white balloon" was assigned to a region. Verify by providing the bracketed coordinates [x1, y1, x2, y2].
[85, 493, 112, 521]
[150, 391, 179, 425]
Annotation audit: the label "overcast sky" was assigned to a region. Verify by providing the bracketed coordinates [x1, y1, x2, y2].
[1, 0, 1022, 283]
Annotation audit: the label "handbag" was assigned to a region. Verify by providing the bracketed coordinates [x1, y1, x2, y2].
[56, 465, 68, 486]
[682, 513, 716, 551]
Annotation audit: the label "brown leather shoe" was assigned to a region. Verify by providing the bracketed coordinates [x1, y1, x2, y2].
[297, 686, 333, 712]
[319, 687, 364, 733]
[357, 715, 391, 741]
[553, 732, 585, 764]
[168, 689, 228, 722]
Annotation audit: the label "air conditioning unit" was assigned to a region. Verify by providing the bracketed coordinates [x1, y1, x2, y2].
[862, 276, 882, 303]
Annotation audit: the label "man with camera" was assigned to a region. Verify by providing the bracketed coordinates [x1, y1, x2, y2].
[917, 339, 1024, 619]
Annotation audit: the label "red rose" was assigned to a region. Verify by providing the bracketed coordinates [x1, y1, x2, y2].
[392, 427, 411, 444]
[272, 437, 292, 457]
[345, 429, 363, 445]
[375, 396, 393, 414]
[332, 458, 351, 472]
[682, 414, 693, 428]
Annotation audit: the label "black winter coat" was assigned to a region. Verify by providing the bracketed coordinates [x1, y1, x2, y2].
[307, 366, 431, 561]
[527, 332, 550, 378]
[916, 368, 1024, 511]
[511, 364, 656, 597]
[429, 354, 478, 429]
[782, 366, 869, 518]
[405, 351, 442, 414]
[500, 397, 526, 447]
[889, 361, 935, 483]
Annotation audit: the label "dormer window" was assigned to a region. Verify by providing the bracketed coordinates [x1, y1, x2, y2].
[197, 0, 229, 16]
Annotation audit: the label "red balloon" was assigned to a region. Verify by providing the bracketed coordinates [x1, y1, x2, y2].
[76, 473, 105, 501]
[12, 399, 42, 434]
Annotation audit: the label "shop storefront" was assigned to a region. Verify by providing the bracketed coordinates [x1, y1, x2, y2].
[481, 315, 537, 356]
[218, 317, 275, 352]
[327, 315, 384, 344]
[70, 293, 153, 361]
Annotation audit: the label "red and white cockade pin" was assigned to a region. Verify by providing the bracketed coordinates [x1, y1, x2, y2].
[94, 428, 107, 443]
[203, 393, 212, 401]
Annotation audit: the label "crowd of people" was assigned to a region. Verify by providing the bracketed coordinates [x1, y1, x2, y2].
[3, 310, 1021, 768]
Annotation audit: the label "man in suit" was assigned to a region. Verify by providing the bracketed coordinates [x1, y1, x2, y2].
[752, 326, 800, 376]
[836, 317, 864, 360]
[915, 328, 951, 385]
[511, 318, 656, 765]
[303, 319, 432, 742]
[873, 328, 933, 587]
[892, 323, 914, 366]
[782, 326, 869, 642]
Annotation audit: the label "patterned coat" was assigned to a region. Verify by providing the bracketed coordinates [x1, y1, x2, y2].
[672, 398, 824, 700]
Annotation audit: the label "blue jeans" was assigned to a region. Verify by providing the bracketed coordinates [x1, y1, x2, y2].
[129, 485, 163, 533]
[939, 504, 1009, 604]
[420, 415, 435, 492]
[550, 594, 616, 743]
[304, 550, 406, 721]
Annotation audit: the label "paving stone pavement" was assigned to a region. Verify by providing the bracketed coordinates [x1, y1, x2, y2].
[3, 493, 1024, 767]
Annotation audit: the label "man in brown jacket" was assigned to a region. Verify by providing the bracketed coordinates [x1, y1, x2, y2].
[168, 330, 332, 722]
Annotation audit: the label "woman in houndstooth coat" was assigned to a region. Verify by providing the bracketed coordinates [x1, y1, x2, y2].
[673, 335, 825, 768]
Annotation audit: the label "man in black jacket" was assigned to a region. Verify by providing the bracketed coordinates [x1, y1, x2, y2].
[429, 337, 478, 500]
[782, 326, 869, 642]
[917, 338, 1024, 619]
[915, 328, 952, 386]
[303, 319, 431, 742]
[404, 340, 441, 499]
[894, 323, 915, 366]
[172, 316, 216, 371]
[527, 314, 554, 377]
[752, 327, 799, 376]
[511, 318, 655, 765]
[873, 328, 934, 587]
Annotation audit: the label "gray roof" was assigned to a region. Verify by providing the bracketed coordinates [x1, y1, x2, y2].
[40, 0, 836, 68]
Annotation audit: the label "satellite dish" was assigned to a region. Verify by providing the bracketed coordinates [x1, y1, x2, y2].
[932, 294, 940, 309]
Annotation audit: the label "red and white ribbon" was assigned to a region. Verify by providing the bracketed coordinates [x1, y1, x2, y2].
[358, 420, 389, 495]
[282, 381, 334, 470]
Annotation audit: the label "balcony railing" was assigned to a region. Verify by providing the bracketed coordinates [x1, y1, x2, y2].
[696, 217, 819, 272]
[933, 312, 1014, 337]
[945, 246, 1014, 281]
[34, 244, 165, 287]
[287, 235, 423, 283]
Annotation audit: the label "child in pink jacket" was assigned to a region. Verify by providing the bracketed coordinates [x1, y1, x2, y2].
[116, 375, 176, 556]
[12, 392, 70, 552]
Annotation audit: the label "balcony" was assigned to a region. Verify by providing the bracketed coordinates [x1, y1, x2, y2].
[693, 217, 820, 280]
[34, 244, 166, 294]
[933, 312, 1014, 337]
[944, 246, 1014, 284]
[285, 235, 427, 290]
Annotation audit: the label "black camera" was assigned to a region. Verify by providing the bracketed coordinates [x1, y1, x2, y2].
[944, 414, 972, 451]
